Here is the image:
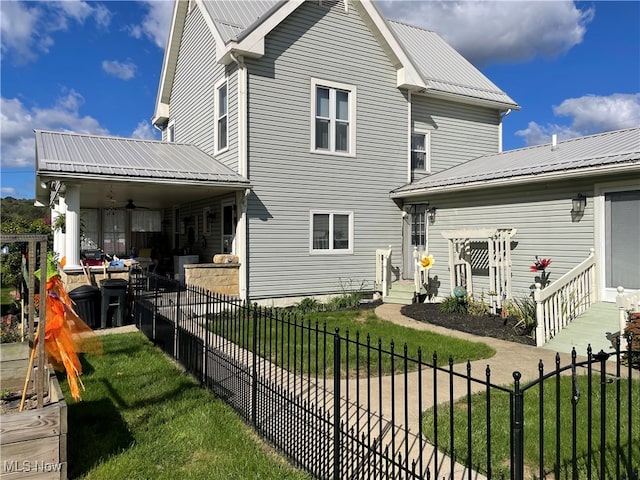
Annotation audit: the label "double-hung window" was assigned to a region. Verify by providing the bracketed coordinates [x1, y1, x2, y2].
[311, 79, 355, 155]
[215, 78, 228, 152]
[411, 131, 430, 171]
[310, 211, 353, 254]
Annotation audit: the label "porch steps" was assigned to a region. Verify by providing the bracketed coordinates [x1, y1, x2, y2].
[384, 281, 415, 305]
[542, 302, 619, 356]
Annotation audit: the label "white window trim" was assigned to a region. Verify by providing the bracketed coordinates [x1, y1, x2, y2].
[310, 78, 356, 157]
[167, 120, 175, 143]
[215, 77, 229, 154]
[309, 210, 354, 255]
[411, 129, 430, 173]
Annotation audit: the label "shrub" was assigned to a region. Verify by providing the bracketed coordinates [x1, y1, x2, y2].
[439, 295, 468, 314]
[467, 293, 490, 317]
[295, 297, 323, 314]
[512, 295, 537, 336]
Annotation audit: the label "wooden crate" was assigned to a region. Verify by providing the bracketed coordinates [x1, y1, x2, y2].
[0, 357, 67, 480]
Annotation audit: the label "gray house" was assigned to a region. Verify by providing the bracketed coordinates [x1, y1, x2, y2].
[35, 1, 638, 320]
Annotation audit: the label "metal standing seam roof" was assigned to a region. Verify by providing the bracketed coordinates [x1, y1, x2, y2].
[392, 128, 640, 195]
[196, 1, 517, 108]
[386, 20, 518, 108]
[35, 130, 251, 186]
[201, 0, 282, 43]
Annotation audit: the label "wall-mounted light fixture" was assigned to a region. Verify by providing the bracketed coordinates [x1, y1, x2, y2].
[572, 193, 586, 214]
[427, 206, 437, 223]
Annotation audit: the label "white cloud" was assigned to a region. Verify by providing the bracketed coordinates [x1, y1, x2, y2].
[0, 1, 112, 64]
[515, 93, 640, 146]
[1, 186, 19, 197]
[128, 0, 173, 49]
[1, 92, 109, 169]
[102, 59, 137, 80]
[378, 1, 594, 66]
[131, 120, 158, 140]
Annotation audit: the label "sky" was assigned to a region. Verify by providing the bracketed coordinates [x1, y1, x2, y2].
[1, 0, 639, 200]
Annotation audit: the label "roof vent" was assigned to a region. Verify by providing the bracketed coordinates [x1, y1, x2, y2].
[551, 134, 558, 151]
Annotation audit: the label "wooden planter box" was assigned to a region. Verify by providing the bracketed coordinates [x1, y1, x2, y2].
[0, 343, 67, 480]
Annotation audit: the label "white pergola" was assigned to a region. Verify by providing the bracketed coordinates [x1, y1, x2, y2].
[441, 228, 517, 312]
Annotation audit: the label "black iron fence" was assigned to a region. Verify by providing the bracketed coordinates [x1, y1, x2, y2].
[131, 272, 639, 479]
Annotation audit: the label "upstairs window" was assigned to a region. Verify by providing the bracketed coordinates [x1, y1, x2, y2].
[216, 79, 228, 152]
[311, 79, 355, 155]
[167, 122, 175, 143]
[411, 131, 430, 172]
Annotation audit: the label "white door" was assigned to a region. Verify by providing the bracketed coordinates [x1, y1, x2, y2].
[403, 205, 427, 280]
[603, 190, 640, 301]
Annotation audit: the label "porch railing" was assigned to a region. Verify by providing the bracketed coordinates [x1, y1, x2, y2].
[617, 286, 640, 350]
[375, 245, 392, 299]
[534, 249, 597, 347]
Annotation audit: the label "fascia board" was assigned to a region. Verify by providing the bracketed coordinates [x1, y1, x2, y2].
[419, 88, 520, 111]
[195, 0, 230, 62]
[354, 0, 426, 89]
[389, 162, 640, 199]
[233, 0, 305, 55]
[153, 0, 188, 125]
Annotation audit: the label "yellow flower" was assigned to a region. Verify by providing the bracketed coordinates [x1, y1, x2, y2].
[420, 254, 434, 270]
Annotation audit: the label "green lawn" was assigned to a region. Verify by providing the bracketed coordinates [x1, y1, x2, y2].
[422, 375, 639, 478]
[59, 333, 310, 480]
[210, 308, 495, 376]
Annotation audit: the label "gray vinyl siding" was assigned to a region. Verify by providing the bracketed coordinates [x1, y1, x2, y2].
[169, 4, 238, 171]
[245, 1, 407, 299]
[416, 178, 602, 301]
[412, 95, 500, 177]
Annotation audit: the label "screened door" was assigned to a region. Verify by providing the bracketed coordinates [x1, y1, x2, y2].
[604, 190, 640, 299]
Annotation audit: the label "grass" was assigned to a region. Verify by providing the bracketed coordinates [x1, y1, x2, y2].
[58, 332, 310, 480]
[422, 375, 640, 479]
[210, 308, 495, 376]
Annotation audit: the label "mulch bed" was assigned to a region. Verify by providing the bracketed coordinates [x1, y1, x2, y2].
[401, 302, 536, 346]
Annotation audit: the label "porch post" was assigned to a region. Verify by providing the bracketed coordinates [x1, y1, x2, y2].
[534, 283, 545, 347]
[53, 198, 66, 262]
[63, 184, 81, 269]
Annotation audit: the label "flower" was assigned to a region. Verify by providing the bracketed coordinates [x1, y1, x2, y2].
[420, 254, 434, 270]
[530, 256, 551, 272]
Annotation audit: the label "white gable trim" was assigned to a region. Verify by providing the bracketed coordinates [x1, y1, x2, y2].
[153, 0, 188, 126]
[353, 1, 425, 89]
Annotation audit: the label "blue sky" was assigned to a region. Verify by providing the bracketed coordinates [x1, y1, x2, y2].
[1, 0, 639, 200]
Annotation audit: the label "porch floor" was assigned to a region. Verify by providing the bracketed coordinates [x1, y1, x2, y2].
[541, 302, 620, 356]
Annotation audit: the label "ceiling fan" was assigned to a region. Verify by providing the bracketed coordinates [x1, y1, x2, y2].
[125, 199, 149, 210]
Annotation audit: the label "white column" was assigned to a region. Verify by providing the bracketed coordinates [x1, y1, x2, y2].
[63, 184, 81, 269]
[56, 196, 67, 262]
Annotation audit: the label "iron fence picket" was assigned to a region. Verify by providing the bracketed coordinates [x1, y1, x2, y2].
[132, 276, 639, 480]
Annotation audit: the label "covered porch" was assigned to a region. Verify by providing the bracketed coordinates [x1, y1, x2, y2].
[34, 130, 251, 298]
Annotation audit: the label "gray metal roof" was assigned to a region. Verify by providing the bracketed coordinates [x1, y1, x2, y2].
[387, 20, 518, 108]
[201, 0, 282, 43]
[392, 128, 640, 196]
[35, 130, 250, 186]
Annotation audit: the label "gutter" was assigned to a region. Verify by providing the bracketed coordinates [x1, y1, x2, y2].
[389, 162, 640, 199]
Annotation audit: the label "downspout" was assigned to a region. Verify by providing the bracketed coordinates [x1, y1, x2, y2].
[498, 108, 511, 153]
[230, 52, 249, 300]
[407, 90, 412, 184]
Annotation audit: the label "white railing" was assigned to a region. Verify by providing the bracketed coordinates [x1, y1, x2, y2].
[534, 249, 597, 347]
[413, 247, 426, 295]
[616, 286, 640, 350]
[375, 245, 392, 299]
